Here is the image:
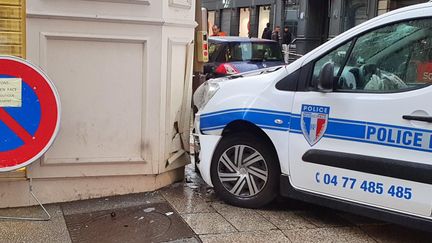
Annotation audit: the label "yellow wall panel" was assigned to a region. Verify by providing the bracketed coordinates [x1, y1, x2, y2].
[0, 44, 21, 56]
[0, 19, 21, 31]
[0, 31, 21, 44]
[0, 0, 24, 58]
[0, 6, 22, 19]
[0, 0, 21, 6]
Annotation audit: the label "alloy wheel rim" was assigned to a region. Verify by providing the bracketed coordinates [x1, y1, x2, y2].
[217, 145, 268, 197]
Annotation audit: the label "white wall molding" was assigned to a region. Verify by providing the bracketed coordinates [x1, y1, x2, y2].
[38, 32, 149, 166]
[39, 32, 150, 43]
[169, 0, 192, 9]
[164, 18, 198, 28]
[27, 12, 197, 28]
[162, 37, 192, 172]
[83, 0, 150, 5]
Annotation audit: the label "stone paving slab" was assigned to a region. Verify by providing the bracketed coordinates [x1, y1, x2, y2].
[61, 191, 165, 216]
[294, 210, 352, 228]
[257, 209, 316, 230]
[211, 202, 276, 231]
[0, 205, 71, 243]
[283, 227, 375, 243]
[360, 224, 432, 243]
[181, 212, 237, 235]
[165, 237, 201, 243]
[199, 230, 290, 243]
[161, 183, 215, 214]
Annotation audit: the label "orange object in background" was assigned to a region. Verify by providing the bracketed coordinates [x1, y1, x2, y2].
[416, 62, 432, 83]
[211, 24, 227, 37]
[212, 31, 227, 37]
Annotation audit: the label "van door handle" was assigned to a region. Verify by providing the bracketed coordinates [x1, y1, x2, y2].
[402, 115, 432, 123]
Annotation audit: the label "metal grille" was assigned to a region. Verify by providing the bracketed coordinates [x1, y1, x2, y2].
[64, 203, 196, 243]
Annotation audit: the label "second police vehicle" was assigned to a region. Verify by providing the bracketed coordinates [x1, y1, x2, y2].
[193, 3, 432, 231]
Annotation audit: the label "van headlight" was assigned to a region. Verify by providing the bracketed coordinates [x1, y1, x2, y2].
[193, 81, 220, 110]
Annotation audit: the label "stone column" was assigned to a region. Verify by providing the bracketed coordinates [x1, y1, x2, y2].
[249, 6, 259, 38]
[230, 8, 240, 36]
[215, 9, 221, 27]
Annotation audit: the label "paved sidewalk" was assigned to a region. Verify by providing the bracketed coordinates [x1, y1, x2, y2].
[0, 164, 431, 243]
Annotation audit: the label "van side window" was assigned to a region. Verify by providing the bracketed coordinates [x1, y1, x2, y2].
[336, 18, 432, 92]
[311, 41, 353, 89]
[209, 43, 227, 62]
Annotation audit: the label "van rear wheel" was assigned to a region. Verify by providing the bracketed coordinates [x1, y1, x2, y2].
[210, 133, 280, 208]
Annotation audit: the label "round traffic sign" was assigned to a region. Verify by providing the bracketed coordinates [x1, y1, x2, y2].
[0, 56, 60, 172]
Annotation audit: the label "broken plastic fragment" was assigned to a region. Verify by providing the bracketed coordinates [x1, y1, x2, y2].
[143, 207, 155, 213]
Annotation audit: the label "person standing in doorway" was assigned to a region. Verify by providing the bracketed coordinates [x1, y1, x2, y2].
[281, 26, 292, 64]
[261, 23, 272, 39]
[282, 26, 292, 45]
[211, 25, 227, 37]
[271, 26, 281, 44]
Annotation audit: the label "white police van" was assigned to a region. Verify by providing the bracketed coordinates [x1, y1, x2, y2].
[193, 3, 432, 231]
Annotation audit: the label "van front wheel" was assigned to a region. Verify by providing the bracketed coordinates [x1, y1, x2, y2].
[210, 133, 280, 208]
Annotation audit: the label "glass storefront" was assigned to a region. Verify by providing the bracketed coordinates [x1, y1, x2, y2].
[239, 8, 250, 37]
[284, 2, 299, 39]
[208, 11, 216, 36]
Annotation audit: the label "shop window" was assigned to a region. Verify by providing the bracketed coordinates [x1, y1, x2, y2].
[208, 11, 216, 36]
[258, 6, 271, 39]
[239, 8, 250, 37]
[284, 3, 299, 39]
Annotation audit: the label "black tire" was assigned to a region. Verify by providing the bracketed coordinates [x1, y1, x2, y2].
[194, 152, 201, 175]
[210, 133, 280, 208]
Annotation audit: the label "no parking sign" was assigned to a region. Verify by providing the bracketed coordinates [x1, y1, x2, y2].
[0, 56, 60, 172]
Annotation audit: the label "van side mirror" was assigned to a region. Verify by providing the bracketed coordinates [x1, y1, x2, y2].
[318, 62, 334, 92]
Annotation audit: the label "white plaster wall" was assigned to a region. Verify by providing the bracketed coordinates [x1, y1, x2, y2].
[0, 0, 196, 207]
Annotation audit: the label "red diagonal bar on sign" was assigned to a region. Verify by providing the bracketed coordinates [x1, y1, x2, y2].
[0, 108, 33, 144]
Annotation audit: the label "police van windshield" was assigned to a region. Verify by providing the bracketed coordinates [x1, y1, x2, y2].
[313, 18, 432, 92]
[341, 19, 432, 90]
[353, 24, 421, 62]
[331, 19, 432, 92]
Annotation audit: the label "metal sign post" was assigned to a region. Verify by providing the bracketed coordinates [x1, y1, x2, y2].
[0, 177, 51, 221]
[0, 56, 61, 221]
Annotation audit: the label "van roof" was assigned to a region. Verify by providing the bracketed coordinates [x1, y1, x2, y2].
[209, 36, 278, 43]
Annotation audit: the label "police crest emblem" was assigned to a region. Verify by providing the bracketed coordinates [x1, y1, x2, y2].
[301, 104, 330, 146]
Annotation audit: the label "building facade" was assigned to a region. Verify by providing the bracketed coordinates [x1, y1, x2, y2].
[203, 0, 428, 54]
[293, 0, 428, 54]
[202, 0, 282, 38]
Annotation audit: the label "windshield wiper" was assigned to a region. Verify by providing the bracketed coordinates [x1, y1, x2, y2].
[260, 66, 283, 74]
[227, 75, 244, 80]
